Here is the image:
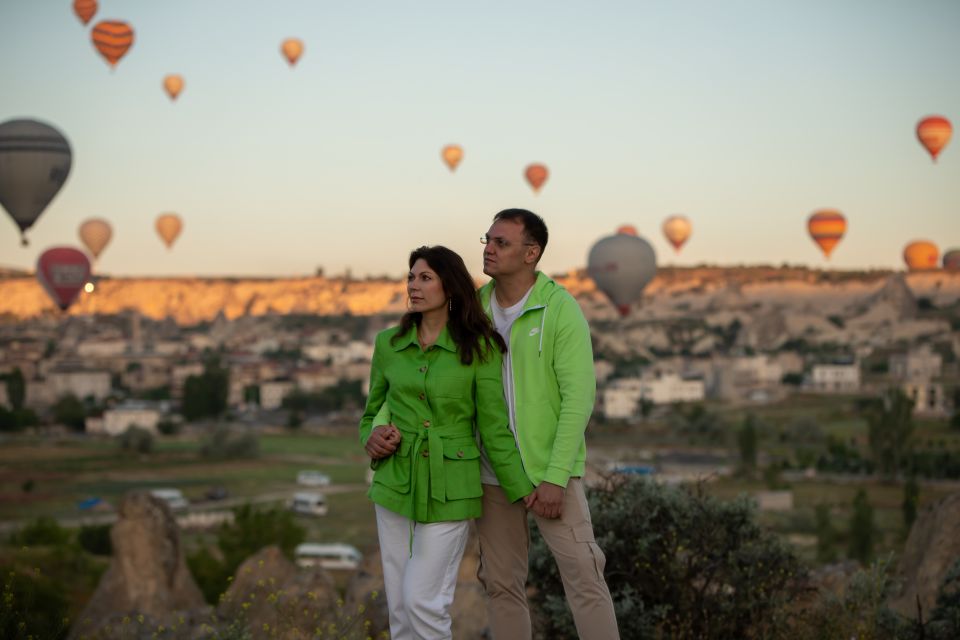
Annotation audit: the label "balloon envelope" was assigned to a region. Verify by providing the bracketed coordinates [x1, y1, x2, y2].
[91, 20, 134, 67]
[903, 240, 939, 271]
[441, 145, 463, 171]
[587, 232, 657, 316]
[916, 116, 952, 161]
[155, 213, 183, 248]
[78, 218, 113, 259]
[525, 164, 548, 193]
[36, 246, 91, 311]
[616, 225, 638, 237]
[662, 215, 692, 252]
[163, 74, 184, 100]
[73, 0, 97, 25]
[943, 249, 960, 271]
[281, 38, 304, 66]
[807, 209, 847, 258]
[0, 119, 72, 245]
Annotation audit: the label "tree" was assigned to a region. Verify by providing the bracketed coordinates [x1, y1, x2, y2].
[4, 367, 25, 410]
[866, 388, 915, 480]
[814, 503, 838, 563]
[181, 356, 229, 421]
[902, 475, 919, 535]
[737, 414, 759, 475]
[848, 489, 875, 565]
[52, 393, 87, 431]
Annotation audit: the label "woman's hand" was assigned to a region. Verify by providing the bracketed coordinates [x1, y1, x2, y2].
[365, 424, 401, 460]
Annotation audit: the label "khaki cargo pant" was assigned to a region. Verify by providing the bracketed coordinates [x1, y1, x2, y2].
[476, 478, 620, 640]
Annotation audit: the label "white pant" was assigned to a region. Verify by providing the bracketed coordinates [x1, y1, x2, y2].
[375, 505, 470, 640]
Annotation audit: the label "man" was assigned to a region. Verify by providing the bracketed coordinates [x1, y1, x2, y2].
[476, 208, 619, 640]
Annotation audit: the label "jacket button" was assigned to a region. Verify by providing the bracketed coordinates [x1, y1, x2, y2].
[456, 450, 464, 458]
[423, 420, 431, 428]
[421, 450, 429, 458]
[419, 366, 427, 373]
[418, 393, 425, 401]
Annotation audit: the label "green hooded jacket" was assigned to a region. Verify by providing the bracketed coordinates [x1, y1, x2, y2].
[478, 272, 596, 487]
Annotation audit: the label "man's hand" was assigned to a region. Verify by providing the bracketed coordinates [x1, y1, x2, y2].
[530, 481, 565, 519]
[365, 424, 401, 460]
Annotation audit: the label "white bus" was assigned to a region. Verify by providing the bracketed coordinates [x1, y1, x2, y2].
[294, 543, 362, 570]
[149, 488, 189, 511]
[289, 491, 328, 516]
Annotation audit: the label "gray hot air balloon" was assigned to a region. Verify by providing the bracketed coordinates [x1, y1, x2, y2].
[587, 228, 657, 316]
[0, 119, 73, 246]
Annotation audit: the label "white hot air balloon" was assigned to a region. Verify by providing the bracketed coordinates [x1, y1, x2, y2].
[587, 229, 657, 316]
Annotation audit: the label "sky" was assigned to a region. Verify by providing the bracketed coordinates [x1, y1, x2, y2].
[0, 0, 958, 279]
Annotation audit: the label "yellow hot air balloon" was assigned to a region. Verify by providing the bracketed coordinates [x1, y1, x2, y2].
[903, 240, 939, 271]
[163, 74, 184, 101]
[441, 145, 463, 171]
[807, 209, 847, 258]
[662, 215, 692, 252]
[78, 218, 112, 259]
[155, 213, 183, 249]
[281, 38, 304, 66]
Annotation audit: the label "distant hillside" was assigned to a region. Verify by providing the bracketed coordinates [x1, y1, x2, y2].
[0, 267, 957, 329]
[0, 265, 30, 279]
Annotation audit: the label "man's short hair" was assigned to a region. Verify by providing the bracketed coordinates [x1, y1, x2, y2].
[492, 208, 548, 256]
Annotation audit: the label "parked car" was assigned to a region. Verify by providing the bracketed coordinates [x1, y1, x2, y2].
[294, 543, 362, 570]
[289, 491, 328, 517]
[297, 470, 331, 486]
[149, 488, 189, 511]
[205, 486, 229, 501]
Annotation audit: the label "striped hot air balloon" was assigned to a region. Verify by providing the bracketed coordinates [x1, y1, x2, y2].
[73, 0, 97, 25]
[916, 116, 952, 162]
[525, 164, 548, 193]
[163, 74, 184, 101]
[91, 20, 134, 68]
[942, 249, 960, 271]
[903, 240, 939, 271]
[807, 209, 847, 258]
[441, 145, 463, 171]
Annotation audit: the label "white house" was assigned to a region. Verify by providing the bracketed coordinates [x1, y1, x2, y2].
[902, 381, 949, 417]
[90, 401, 163, 435]
[261, 379, 296, 410]
[810, 363, 861, 393]
[889, 346, 942, 381]
[602, 373, 706, 419]
[48, 369, 112, 401]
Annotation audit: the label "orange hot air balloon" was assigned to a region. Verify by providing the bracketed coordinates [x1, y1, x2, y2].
[525, 164, 548, 193]
[73, 0, 97, 25]
[916, 116, 952, 162]
[903, 240, 939, 271]
[281, 38, 304, 66]
[78, 218, 113, 259]
[662, 215, 692, 252]
[441, 145, 463, 171]
[91, 20, 134, 68]
[616, 225, 638, 236]
[163, 74, 184, 101]
[155, 213, 183, 249]
[807, 209, 847, 258]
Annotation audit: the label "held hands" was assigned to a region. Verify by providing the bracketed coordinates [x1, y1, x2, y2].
[365, 424, 401, 460]
[523, 481, 565, 519]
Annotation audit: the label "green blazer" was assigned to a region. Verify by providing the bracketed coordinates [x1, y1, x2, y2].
[360, 324, 532, 523]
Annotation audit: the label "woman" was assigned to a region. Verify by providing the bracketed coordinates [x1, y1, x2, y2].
[360, 245, 532, 640]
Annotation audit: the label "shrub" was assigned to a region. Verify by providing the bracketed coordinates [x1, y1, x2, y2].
[77, 524, 112, 556]
[200, 425, 259, 460]
[0, 564, 70, 640]
[118, 425, 154, 454]
[928, 558, 960, 640]
[52, 393, 87, 431]
[8, 517, 70, 547]
[528, 477, 807, 639]
[157, 419, 180, 436]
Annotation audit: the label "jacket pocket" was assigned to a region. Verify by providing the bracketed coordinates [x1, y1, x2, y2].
[372, 439, 412, 494]
[441, 439, 482, 500]
[432, 376, 469, 399]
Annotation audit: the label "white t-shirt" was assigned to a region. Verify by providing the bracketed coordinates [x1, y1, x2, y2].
[479, 285, 533, 485]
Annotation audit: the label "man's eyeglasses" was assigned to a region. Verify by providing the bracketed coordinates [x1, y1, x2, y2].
[481, 234, 537, 249]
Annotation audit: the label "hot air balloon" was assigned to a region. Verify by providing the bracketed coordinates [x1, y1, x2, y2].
[91, 20, 134, 68]
[0, 119, 72, 246]
[903, 240, 939, 271]
[525, 164, 548, 193]
[36, 247, 91, 311]
[662, 215, 692, 252]
[441, 145, 463, 172]
[807, 209, 847, 258]
[73, 0, 97, 25]
[916, 116, 952, 162]
[78, 218, 113, 260]
[281, 38, 304, 66]
[587, 230, 657, 316]
[943, 249, 960, 271]
[163, 74, 184, 101]
[155, 213, 183, 249]
[616, 225, 638, 236]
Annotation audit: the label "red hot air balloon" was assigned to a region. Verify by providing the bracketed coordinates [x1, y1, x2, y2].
[916, 116, 952, 162]
[807, 209, 847, 258]
[73, 0, 97, 25]
[616, 225, 638, 236]
[36, 247, 91, 311]
[91, 20, 134, 68]
[525, 164, 548, 193]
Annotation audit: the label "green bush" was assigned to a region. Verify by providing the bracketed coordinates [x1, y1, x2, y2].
[157, 418, 180, 436]
[8, 517, 70, 547]
[0, 564, 70, 640]
[77, 524, 112, 556]
[118, 425, 154, 454]
[528, 477, 806, 639]
[928, 558, 960, 640]
[200, 425, 259, 460]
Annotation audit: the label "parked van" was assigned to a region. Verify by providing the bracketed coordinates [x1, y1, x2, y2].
[294, 543, 362, 570]
[297, 470, 331, 486]
[149, 488, 189, 511]
[289, 491, 328, 516]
